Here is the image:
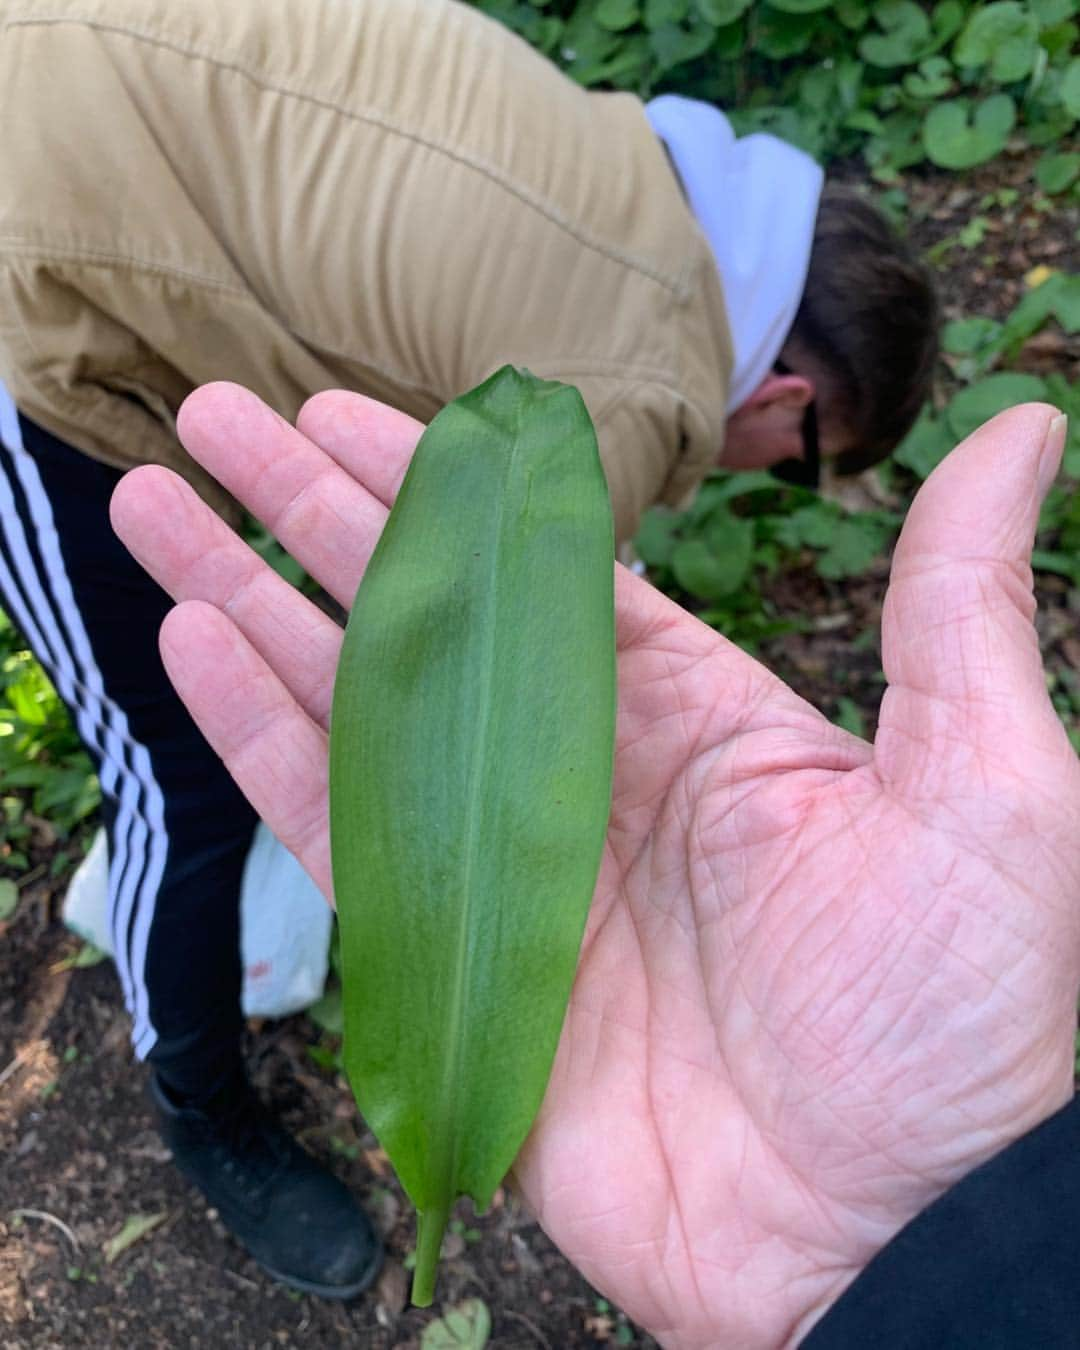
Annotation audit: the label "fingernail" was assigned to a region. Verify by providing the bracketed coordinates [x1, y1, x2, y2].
[1038, 413, 1068, 497]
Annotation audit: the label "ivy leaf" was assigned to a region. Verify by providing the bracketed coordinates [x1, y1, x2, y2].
[648, 15, 716, 68]
[943, 315, 1004, 357]
[1029, 0, 1078, 25]
[922, 94, 1016, 169]
[836, 0, 871, 29]
[421, 1299, 493, 1350]
[996, 273, 1080, 356]
[755, 6, 821, 57]
[893, 406, 954, 479]
[766, 0, 833, 12]
[816, 519, 893, 580]
[595, 0, 641, 30]
[643, 0, 689, 25]
[926, 0, 967, 53]
[903, 54, 954, 99]
[1035, 150, 1080, 194]
[946, 373, 1048, 443]
[1062, 57, 1080, 118]
[858, 0, 932, 68]
[695, 0, 752, 22]
[1051, 275, 1080, 333]
[954, 1, 1040, 83]
[670, 510, 754, 600]
[864, 108, 927, 177]
[634, 508, 680, 569]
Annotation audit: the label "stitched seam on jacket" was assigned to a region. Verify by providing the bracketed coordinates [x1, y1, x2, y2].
[5, 12, 696, 300]
[0, 253, 444, 410]
[0, 237, 246, 295]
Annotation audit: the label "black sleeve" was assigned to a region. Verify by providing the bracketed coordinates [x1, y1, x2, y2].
[800, 1095, 1080, 1349]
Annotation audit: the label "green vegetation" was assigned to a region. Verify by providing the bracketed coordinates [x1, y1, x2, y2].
[473, 0, 1079, 177]
[1, 0, 1076, 877]
[0, 608, 99, 878]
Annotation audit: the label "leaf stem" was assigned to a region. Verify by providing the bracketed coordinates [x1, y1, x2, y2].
[412, 1200, 450, 1307]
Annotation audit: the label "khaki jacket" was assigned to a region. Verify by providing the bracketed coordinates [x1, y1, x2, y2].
[0, 0, 732, 543]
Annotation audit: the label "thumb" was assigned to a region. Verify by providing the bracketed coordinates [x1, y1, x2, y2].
[877, 403, 1070, 782]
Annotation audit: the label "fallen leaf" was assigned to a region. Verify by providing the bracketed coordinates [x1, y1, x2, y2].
[103, 1211, 167, 1263]
[420, 1298, 492, 1349]
[0, 878, 18, 921]
[1024, 263, 1055, 290]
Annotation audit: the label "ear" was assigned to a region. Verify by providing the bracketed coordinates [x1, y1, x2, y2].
[741, 371, 815, 412]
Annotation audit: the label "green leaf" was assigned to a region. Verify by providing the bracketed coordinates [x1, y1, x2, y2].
[927, 0, 967, 52]
[671, 510, 754, 599]
[306, 983, 344, 1036]
[903, 54, 953, 99]
[834, 696, 867, 738]
[766, 0, 833, 11]
[864, 108, 927, 176]
[943, 315, 1004, 356]
[755, 6, 820, 57]
[1030, 0, 1078, 26]
[644, 0, 688, 25]
[893, 405, 954, 479]
[816, 518, 891, 578]
[103, 1212, 167, 1264]
[859, 0, 931, 68]
[634, 508, 680, 569]
[836, 0, 871, 28]
[0, 878, 18, 921]
[1035, 150, 1080, 193]
[595, 0, 640, 30]
[946, 373, 1048, 442]
[1062, 58, 1080, 117]
[329, 368, 615, 1308]
[1051, 275, 1080, 333]
[649, 15, 716, 68]
[954, 2, 1040, 82]
[421, 1299, 492, 1350]
[922, 94, 1016, 169]
[696, 0, 751, 21]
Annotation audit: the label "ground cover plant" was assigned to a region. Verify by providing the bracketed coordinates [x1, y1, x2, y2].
[1, 2, 1077, 1345]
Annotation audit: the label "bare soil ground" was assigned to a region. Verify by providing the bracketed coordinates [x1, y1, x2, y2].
[1, 148, 1076, 1349]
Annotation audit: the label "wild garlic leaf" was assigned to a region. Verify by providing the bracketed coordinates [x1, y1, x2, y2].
[329, 366, 616, 1306]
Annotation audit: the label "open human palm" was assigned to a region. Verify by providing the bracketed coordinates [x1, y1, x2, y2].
[111, 389, 1079, 1349]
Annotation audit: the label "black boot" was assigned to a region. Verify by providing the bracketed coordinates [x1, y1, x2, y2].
[151, 1073, 382, 1298]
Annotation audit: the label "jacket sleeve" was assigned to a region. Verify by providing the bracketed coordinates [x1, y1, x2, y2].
[569, 373, 712, 549]
[800, 1095, 1080, 1350]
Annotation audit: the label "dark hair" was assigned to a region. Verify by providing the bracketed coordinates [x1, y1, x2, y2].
[787, 186, 939, 474]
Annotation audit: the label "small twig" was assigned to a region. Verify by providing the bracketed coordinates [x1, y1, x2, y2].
[503, 1309, 552, 1350]
[16, 864, 46, 891]
[10, 1207, 81, 1253]
[0, 1048, 29, 1089]
[223, 1268, 260, 1293]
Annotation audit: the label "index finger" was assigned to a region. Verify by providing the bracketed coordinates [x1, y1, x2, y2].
[175, 382, 421, 609]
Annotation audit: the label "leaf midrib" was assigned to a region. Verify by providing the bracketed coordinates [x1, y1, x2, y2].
[431, 400, 520, 1206]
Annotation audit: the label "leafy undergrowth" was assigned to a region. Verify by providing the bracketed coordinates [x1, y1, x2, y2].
[1, 4, 1078, 1347]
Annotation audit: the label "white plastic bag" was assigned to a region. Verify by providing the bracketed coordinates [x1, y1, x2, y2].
[63, 823, 332, 1018]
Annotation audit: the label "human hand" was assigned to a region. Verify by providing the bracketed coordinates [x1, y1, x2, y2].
[110, 390, 1079, 1349]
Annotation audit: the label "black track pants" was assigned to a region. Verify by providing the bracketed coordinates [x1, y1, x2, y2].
[0, 385, 256, 1102]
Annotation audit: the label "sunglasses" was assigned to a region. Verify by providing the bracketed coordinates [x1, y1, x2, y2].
[768, 359, 821, 492]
